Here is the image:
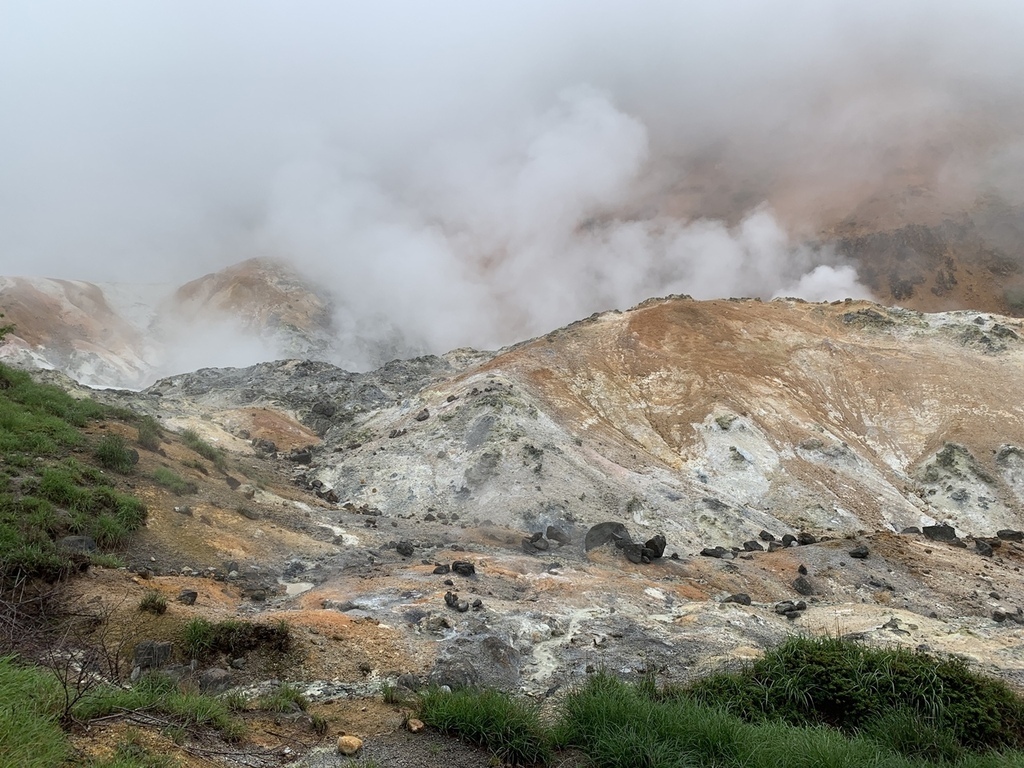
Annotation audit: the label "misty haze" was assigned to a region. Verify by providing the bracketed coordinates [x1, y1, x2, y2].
[4, 1, 1024, 384]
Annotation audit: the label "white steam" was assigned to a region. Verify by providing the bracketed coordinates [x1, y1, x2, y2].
[2, 1, 1022, 375]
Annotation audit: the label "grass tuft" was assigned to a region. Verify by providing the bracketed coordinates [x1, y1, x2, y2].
[180, 429, 226, 471]
[151, 466, 197, 495]
[94, 433, 137, 474]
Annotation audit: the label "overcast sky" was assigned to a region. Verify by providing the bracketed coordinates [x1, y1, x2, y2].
[3, 2, 1024, 364]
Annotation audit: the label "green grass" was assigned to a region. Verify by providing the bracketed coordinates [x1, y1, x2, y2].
[0, 655, 69, 768]
[255, 683, 308, 713]
[136, 417, 163, 451]
[151, 466, 197, 496]
[95, 433, 137, 473]
[681, 635, 1024, 753]
[180, 429, 226, 471]
[417, 638, 1024, 768]
[181, 618, 291, 660]
[0, 363, 148, 585]
[419, 686, 551, 766]
[139, 590, 168, 615]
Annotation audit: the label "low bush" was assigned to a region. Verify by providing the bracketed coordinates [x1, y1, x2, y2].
[136, 416, 163, 451]
[681, 635, 1024, 753]
[180, 428, 226, 471]
[181, 618, 290, 660]
[0, 655, 69, 768]
[419, 686, 551, 766]
[151, 466, 197, 496]
[139, 590, 167, 615]
[94, 433, 137, 474]
[256, 683, 308, 713]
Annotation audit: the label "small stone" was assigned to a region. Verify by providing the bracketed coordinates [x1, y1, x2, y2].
[396, 540, 415, 557]
[781, 534, 797, 547]
[451, 561, 476, 576]
[723, 593, 752, 606]
[797, 532, 817, 545]
[849, 545, 869, 559]
[976, 539, 994, 557]
[414, 408, 430, 422]
[432, 564, 450, 575]
[758, 530, 776, 542]
[406, 718, 425, 733]
[798, 564, 808, 575]
[792, 575, 817, 596]
[742, 540, 764, 552]
[997, 529, 1024, 542]
[922, 524, 957, 542]
[337, 735, 363, 755]
[177, 590, 198, 605]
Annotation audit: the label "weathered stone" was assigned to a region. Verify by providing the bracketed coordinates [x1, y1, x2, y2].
[337, 735, 363, 755]
[923, 524, 957, 542]
[134, 640, 172, 669]
[767, 541, 784, 552]
[700, 546, 731, 559]
[849, 545, 869, 559]
[781, 534, 797, 547]
[742, 540, 764, 552]
[547, 525, 572, 545]
[997, 529, 1024, 542]
[451, 561, 476, 576]
[177, 590, 198, 605]
[199, 667, 231, 693]
[406, 718, 425, 733]
[976, 539, 994, 557]
[414, 408, 430, 422]
[432, 564, 450, 574]
[759, 530, 776, 542]
[901, 526, 922, 535]
[58, 535, 97, 553]
[585, 522, 632, 551]
[792, 575, 818, 596]
[644, 534, 667, 558]
[723, 593, 752, 606]
[623, 543, 645, 564]
[797, 532, 817, 545]
[396, 540, 415, 557]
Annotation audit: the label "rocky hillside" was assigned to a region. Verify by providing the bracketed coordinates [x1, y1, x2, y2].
[69, 295, 1024, 712]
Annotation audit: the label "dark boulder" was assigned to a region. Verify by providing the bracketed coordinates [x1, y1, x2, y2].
[849, 545, 870, 559]
[923, 524, 957, 542]
[584, 522, 632, 552]
[177, 590, 198, 605]
[742, 540, 764, 552]
[797, 532, 817, 545]
[997, 529, 1024, 542]
[414, 408, 430, 422]
[546, 525, 572, 545]
[134, 640, 172, 670]
[644, 534, 667, 559]
[900, 526, 922, 535]
[792, 575, 818, 596]
[759, 530, 776, 542]
[781, 534, 797, 547]
[976, 539, 994, 557]
[700, 546, 731, 559]
[396, 540, 415, 557]
[451, 561, 476, 576]
[723, 593, 752, 606]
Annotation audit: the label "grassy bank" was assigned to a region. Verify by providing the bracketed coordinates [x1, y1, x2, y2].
[419, 636, 1024, 767]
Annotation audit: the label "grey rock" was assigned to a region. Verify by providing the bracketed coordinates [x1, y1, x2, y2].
[742, 540, 764, 552]
[792, 575, 818, 596]
[976, 539, 994, 557]
[199, 667, 231, 693]
[177, 590, 198, 605]
[396, 540, 415, 557]
[849, 545, 870, 559]
[923, 524, 957, 542]
[723, 593, 752, 606]
[546, 525, 572, 545]
[997, 529, 1024, 542]
[134, 640, 172, 670]
[585, 522, 632, 552]
[797, 532, 817, 545]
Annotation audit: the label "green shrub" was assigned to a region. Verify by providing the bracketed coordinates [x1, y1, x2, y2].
[139, 590, 168, 615]
[256, 683, 308, 713]
[0, 655, 69, 768]
[151, 466, 197, 496]
[95, 433, 137, 473]
[681, 635, 1024, 754]
[137, 416, 163, 451]
[180, 428, 226, 471]
[181, 618, 290, 660]
[419, 686, 551, 766]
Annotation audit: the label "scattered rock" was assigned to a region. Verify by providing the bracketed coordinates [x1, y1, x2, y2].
[901, 526, 922, 535]
[792, 575, 818, 596]
[781, 534, 797, 547]
[177, 590, 198, 605]
[396, 540, 415, 557]
[644, 534, 667, 559]
[432, 564, 450, 575]
[57, 535, 97, 553]
[414, 408, 430, 422]
[758, 530, 776, 542]
[546, 525, 572, 545]
[444, 591, 469, 612]
[700, 546, 732, 559]
[723, 593, 752, 606]
[199, 667, 231, 693]
[585, 522, 632, 551]
[997, 529, 1024, 542]
[775, 600, 807, 619]
[976, 539, 994, 557]
[406, 718, 425, 733]
[849, 545, 870, 559]
[287, 448, 313, 464]
[451, 561, 476, 576]
[133, 640, 172, 670]
[797, 532, 817, 545]
[922, 524, 957, 542]
[337, 735, 363, 755]
[742, 540, 764, 552]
